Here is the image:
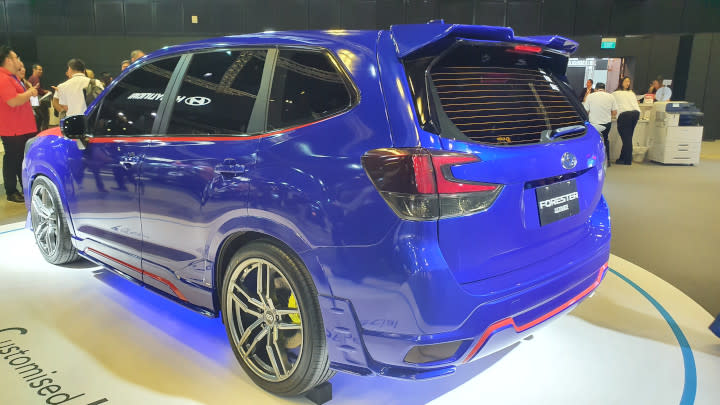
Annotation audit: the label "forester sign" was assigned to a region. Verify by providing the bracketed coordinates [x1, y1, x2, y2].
[0, 327, 109, 405]
[535, 181, 581, 226]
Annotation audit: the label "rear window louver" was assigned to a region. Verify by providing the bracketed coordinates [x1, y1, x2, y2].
[431, 66, 585, 145]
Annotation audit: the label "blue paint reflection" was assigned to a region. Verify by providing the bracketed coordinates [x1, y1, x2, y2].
[92, 268, 229, 364]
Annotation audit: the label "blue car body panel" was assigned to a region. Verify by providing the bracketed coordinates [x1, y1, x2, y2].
[389, 22, 578, 58]
[139, 138, 260, 306]
[23, 23, 610, 380]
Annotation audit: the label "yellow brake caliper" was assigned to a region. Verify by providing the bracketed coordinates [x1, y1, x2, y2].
[288, 293, 301, 324]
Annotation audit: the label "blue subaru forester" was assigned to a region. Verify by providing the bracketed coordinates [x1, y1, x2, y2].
[23, 22, 610, 396]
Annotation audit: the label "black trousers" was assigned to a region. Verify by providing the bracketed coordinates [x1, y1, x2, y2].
[2, 133, 34, 195]
[598, 122, 612, 166]
[33, 97, 50, 132]
[617, 110, 640, 165]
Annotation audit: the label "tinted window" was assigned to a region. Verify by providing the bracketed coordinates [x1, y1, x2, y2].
[410, 44, 585, 146]
[94, 57, 179, 136]
[267, 50, 352, 130]
[167, 49, 267, 135]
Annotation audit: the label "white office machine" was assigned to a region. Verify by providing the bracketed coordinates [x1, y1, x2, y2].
[648, 101, 704, 165]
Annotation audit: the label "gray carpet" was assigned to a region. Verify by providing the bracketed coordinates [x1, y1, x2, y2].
[603, 141, 720, 316]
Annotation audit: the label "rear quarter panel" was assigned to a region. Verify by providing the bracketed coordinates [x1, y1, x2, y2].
[224, 37, 398, 297]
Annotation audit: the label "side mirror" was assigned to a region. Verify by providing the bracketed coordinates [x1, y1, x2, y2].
[61, 115, 90, 149]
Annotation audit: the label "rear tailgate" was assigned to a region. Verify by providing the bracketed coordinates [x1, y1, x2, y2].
[435, 136, 605, 286]
[397, 24, 606, 285]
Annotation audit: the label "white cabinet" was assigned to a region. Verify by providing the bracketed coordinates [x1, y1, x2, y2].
[648, 125, 703, 165]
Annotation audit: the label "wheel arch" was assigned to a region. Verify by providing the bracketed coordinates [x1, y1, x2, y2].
[211, 227, 333, 314]
[27, 166, 77, 236]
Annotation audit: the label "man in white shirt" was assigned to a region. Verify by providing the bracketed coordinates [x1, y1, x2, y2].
[585, 83, 617, 167]
[54, 58, 103, 118]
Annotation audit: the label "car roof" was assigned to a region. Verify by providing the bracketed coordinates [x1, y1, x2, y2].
[130, 22, 577, 72]
[149, 30, 381, 59]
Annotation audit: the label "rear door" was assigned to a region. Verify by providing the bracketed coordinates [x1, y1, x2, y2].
[406, 42, 605, 285]
[138, 48, 271, 303]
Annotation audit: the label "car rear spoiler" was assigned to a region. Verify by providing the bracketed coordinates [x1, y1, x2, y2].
[390, 21, 579, 58]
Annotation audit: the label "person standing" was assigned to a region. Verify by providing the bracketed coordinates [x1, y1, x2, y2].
[584, 83, 617, 167]
[15, 61, 32, 89]
[54, 58, 103, 118]
[0, 45, 38, 203]
[120, 59, 130, 71]
[647, 79, 660, 95]
[130, 49, 145, 63]
[27, 63, 46, 93]
[28, 63, 50, 131]
[578, 79, 594, 102]
[51, 66, 71, 121]
[99, 72, 113, 87]
[613, 76, 641, 165]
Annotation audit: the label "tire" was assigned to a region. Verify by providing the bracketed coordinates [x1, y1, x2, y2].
[221, 240, 334, 396]
[30, 176, 80, 265]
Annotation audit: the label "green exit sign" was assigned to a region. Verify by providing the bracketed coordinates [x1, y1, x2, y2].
[601, 38, 616, 49]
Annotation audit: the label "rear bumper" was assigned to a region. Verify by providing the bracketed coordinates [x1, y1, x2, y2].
[320, 196, 610, 379]
[323, 259, 608, 380]
[461, 262, 607, 363]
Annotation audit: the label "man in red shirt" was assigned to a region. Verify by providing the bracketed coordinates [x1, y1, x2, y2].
[0, 45, 38, 203]
[28, 63, 49, 131]
[27, 64, 46, 94]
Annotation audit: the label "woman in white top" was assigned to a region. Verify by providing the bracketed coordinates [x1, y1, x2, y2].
[612, 76, 641, 165]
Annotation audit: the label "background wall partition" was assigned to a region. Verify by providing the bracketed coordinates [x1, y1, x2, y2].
[0, 0, 718, 138]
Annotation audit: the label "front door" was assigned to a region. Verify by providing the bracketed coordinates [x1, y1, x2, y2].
[139, 49, 270, 305]
[67, 56, 181, 281]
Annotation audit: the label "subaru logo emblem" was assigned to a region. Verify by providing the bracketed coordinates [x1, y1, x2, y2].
[185, 96, 211, 106]
[561, 152, 577, 170]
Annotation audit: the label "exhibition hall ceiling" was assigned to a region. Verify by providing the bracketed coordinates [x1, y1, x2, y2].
[0, 0, 718, 38]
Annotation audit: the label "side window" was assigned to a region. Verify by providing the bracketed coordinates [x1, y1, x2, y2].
[93, 56, 179, 136]
[267, 50, 353, 130]
[166, 49, 267, 135]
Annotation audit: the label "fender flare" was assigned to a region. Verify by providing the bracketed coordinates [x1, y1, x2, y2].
[207, 213, 334, 311]
[27, 165, 77, 236]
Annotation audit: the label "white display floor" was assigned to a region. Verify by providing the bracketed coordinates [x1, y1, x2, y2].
[1, 223, 718, 405]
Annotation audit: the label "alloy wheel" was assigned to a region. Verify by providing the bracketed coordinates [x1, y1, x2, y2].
[226, 258, 304, 382]
[31, 184, 60, 258]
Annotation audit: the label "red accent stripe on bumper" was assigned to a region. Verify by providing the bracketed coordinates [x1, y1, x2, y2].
[86, 247, 188, 301]
[462, 262, 609, 363]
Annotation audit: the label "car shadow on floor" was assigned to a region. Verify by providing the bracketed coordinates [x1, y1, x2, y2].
[57, 257, 101, 270]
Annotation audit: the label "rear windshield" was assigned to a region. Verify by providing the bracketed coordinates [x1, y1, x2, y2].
[407, 43, 587, 146]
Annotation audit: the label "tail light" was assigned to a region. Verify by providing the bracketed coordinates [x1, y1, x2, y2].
[508, 44, 543, 54]
[361, 148, 503, 221]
